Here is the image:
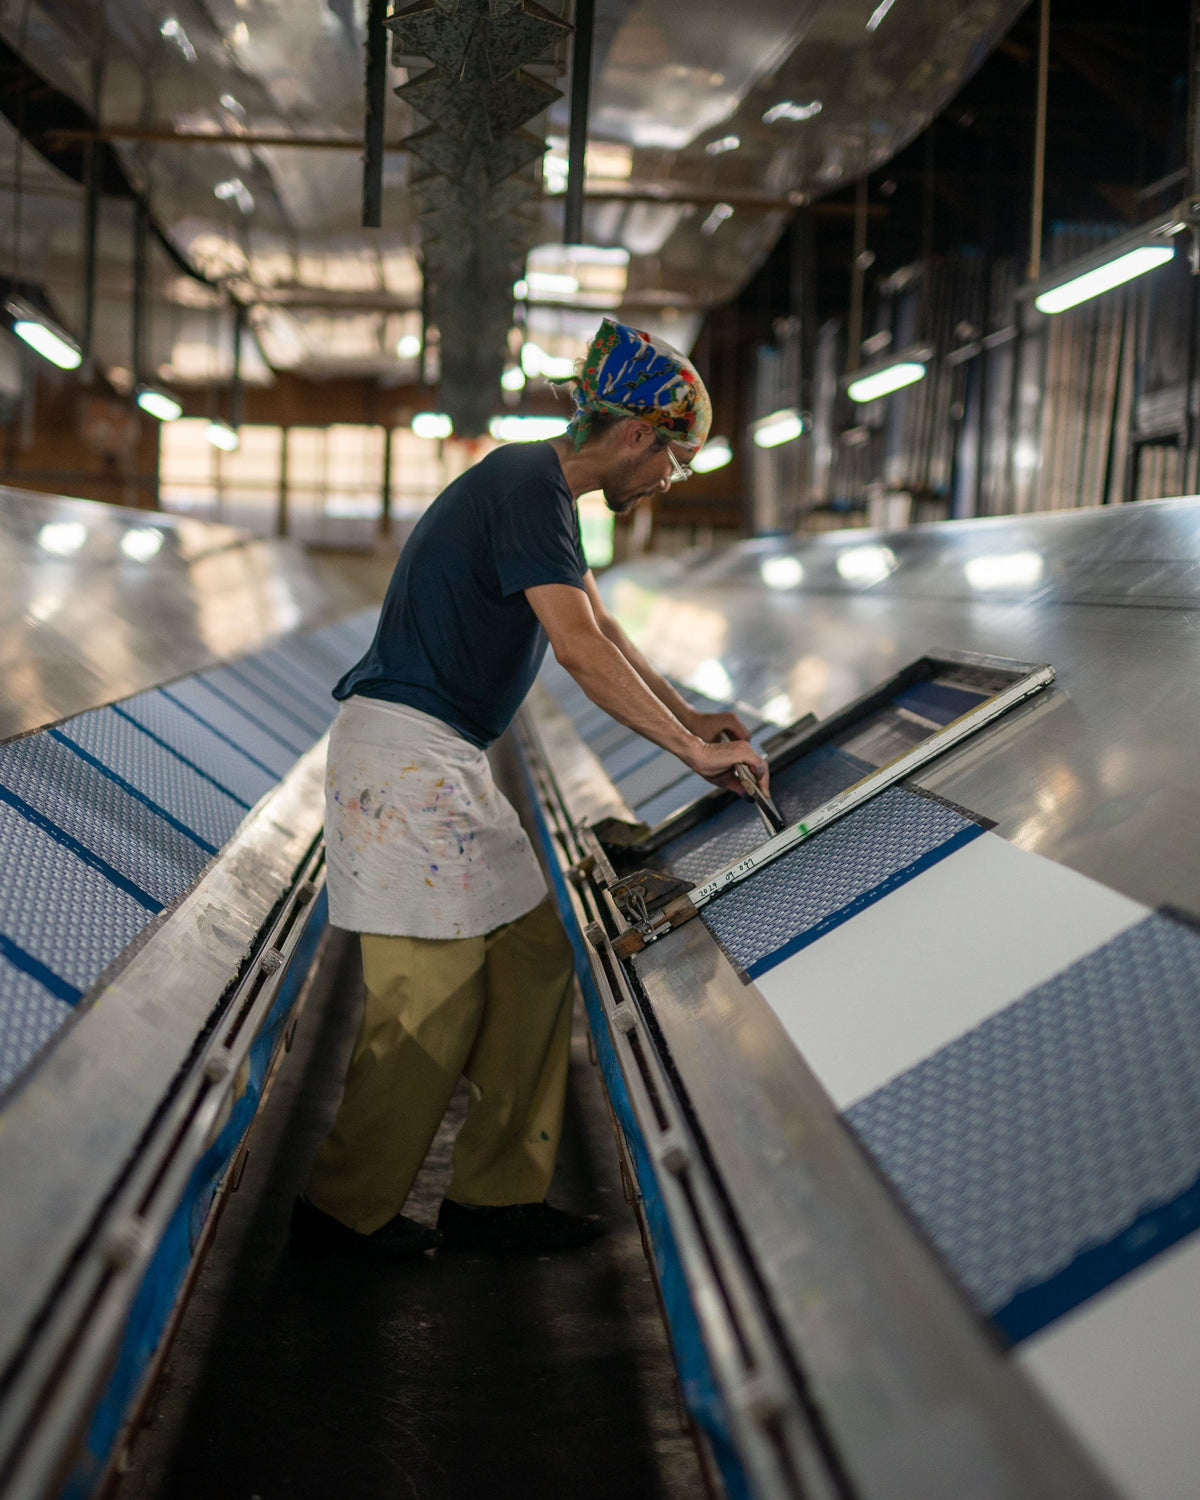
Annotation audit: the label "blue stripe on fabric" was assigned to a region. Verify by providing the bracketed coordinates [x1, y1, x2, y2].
[994, 1173, 1200, 1345]
[0, 782, 163, 914]
[237, 647, 334, 703]
[48, 730, 218, 857]
[111, 706, 252, 811]
[157, 687, 284, 782]
[0, 931, 82, 1005]
[192, 678, 306, 755]
[743, 823, 984, 980]
[222, 660, 330, 735]
[608, 741, 667, 781]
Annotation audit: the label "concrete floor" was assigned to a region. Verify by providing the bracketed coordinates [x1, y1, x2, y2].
[110, 926, 707, 1500]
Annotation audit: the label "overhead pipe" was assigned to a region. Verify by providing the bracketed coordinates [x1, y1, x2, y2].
[79, 32, 106, 382]
[231, 300, 245, 429]
[131, 198, 147, 391]
[361, 0, 389, 228]
[563, 0, 596, 246]
[1028, 0, 1050, 281]
[847, 175, 869, 373]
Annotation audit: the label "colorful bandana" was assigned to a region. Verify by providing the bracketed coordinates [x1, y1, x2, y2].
[555, 318, 713, 452]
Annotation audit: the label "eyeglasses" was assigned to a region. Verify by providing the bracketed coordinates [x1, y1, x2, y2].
[650, 433, 692, 483]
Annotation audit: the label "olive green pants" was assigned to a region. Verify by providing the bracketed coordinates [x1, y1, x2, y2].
[306, 898, 576, 1234]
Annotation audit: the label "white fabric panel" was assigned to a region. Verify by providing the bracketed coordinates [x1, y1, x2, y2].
[1018, 1234, 1200, 1500]
[752, 831, 1148, 1110]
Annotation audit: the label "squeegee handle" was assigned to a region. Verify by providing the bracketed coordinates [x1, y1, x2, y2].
[719, 729, 784, 831]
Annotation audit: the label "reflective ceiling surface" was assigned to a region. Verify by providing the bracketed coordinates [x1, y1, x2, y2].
[0, 0, 1025, 387]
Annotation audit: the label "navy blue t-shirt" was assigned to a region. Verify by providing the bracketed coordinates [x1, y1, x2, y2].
[333, 442, 587, 748]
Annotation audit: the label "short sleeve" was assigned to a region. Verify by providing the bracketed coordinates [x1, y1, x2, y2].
[492, 476, 587, 597]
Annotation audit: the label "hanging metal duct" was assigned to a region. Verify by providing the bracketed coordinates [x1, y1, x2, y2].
[388, 0, 569, 437]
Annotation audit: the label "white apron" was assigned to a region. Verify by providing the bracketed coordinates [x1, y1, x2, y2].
[323, 696, 548, 939]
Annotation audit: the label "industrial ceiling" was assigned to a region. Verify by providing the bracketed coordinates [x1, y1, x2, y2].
[0, 0, 1026, 432]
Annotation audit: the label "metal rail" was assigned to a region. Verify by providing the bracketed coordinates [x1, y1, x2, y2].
[516, 689, 1119, 1500]
[0, 743, 331, 1500]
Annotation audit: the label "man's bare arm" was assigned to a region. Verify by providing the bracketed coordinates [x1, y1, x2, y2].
[526, 582, 767, 794]
[581, 572, 753, 747]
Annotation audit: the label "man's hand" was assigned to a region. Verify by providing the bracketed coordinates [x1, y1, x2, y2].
[680, 709, 769, 796]
[682, 709, 752, 745]
[684, 735, 770, 797]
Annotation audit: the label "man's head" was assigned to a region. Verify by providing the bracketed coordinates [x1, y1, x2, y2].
[580, 412, 694, 514]
[565, 319, 712, 449]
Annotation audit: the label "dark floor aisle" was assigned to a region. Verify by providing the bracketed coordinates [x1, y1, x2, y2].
[110, 928, 706, 1500]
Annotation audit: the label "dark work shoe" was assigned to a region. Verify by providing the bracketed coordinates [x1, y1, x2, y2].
[290, 1194, 438, 1259]
[437, 1198, 605, 1253]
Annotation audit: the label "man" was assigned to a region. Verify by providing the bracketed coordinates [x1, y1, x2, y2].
[292, 319, 768, 1258]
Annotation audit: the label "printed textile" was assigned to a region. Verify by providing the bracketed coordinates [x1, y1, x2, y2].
[560, 318, 712, 451]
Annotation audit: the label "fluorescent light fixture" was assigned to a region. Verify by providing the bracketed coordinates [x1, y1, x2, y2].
[700, 203, 735, 236]
[205, 419, 240, 451]
[866, 0, 897, 32]
[525, 271, 579, 297]
[752, 408, 806, 448]
[12, 318, 82, 370]
[836, 545, 896, 585]
[396, 333, 422, 359]
[136, 386, 183, 422]
[488, 414, 569, 442]
[964, 551, 1044, 590]
[761, 693, 793, 724]
[500, 365, 526, 392]
[412, 411, 453, 440]
[760, 555, 804, 590]
[705, 135, 741, 156]
[691, 436, 732, 473]
[1034, 245, 1175, 314]
[121, 526, 165, 563]
[847, 361, 926, 402]
[37, 520, 88, 556]
[763, 100, 822, 124]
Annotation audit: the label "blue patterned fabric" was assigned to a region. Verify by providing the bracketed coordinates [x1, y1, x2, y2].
[602, 734, 664, 780]
[845, 912, 1200, 1342]
[0, 731, 209, 907]
[0, 957, 71, 1092]
[55, 708, 249, 854]
[115, 692, 279, 807]
[0, 612, 364, 1097]
[636, 771, 713, 827]
[0, 799, 151, 1000]
[159, 678, 298, 780]
[616, 749, 695, 810]
[660, 743, 873, 883]
[701, 786, 980, 978]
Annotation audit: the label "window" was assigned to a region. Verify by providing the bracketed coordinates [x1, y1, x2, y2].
[159, 420, 280, 532]
[287, 425, 384, 546]
[388, 431, 500, 518]
[159, 418, 219, 520]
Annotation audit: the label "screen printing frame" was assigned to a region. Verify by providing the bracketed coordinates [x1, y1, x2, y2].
[609, 649, 1054, 914]
[514, 687, 1118, 1500]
